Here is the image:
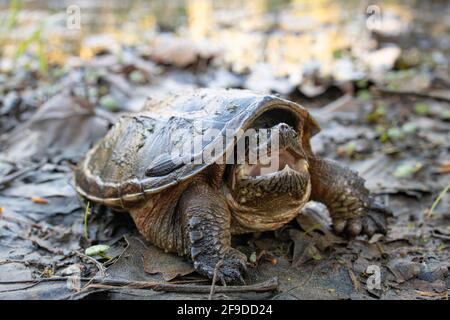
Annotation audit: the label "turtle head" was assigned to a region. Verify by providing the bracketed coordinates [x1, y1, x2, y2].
[225, 122, 311, 230]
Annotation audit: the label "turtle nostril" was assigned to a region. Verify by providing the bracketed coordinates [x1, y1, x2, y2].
[278, 123, 289, 131]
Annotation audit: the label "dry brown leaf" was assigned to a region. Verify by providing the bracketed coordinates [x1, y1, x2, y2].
[387, 259, 421, 283]
[414, 279, 447, 293]
[143, 245, 195, 281]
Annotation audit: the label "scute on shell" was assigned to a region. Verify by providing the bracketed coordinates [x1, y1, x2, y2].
[74, 88, 320, 208]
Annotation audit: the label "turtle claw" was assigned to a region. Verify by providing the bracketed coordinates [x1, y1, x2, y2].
[220, 248, 248, 284]
[363, 200, 391, 235]
[193, 248, 248, 285]
[238, 274, 246, 285]
[238, 259, 249, 274]
[333, 219, 347, 234]
[332, 201, 391, 238]
[346, 218, 363, 236]
[217, 274, 226, 286]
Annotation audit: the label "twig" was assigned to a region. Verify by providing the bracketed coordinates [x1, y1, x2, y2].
[13, 234, 65, 255]
[74, 250, 106, 278]
[375, 87, 450, 103]
[83, 201, 90, 240]
[84, 278, 278, 294]
[426, 182, 450, 218]
[0, 276, 279, 295]
[0, 277, 183, 285]
[0, 276, 86, 289]
[346, 262, 360, 293]
[209, 259, 224, 300]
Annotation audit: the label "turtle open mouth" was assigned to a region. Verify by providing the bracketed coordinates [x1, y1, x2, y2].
[235, 148, 308, 179]
[232, 121, 309, 181]
[226, 121, 311, 208]
[230, 148, 310, 195]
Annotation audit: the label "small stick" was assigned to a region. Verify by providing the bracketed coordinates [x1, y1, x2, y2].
[83, 201, 91, 240]
[209, 259, 224, 300]
[375, 87, 450, 103]
[346, 262, 360, 293]
[86, 277, 278, 294]
[74, 250, 106, 278]
[426, 182, 450, 218]
[0, 276, 279, 295]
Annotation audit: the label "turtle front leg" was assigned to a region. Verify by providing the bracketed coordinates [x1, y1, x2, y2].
[308, 157, 391, 237]
[179, 182, 247, 284]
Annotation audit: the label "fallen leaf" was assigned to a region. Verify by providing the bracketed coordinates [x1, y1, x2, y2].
[414, 102, 430, 115]
[386, 225, 420, 243]
[129, 70, 147, 84]
[296, 202, 345, 252]
[147, 34, 216, 67]
[1, 90, 112, 162]
[387, 259, 421, 283]
[414, 279, 447, 293]
[289, 229, 322, 267]
[142, 244, 195, 281]
[392, 162, 423, 178]
[439, 110, 450, 120]
[85, 244, 110, 257]
[99, 94, 120, 111]
[3, 178, 76, 198]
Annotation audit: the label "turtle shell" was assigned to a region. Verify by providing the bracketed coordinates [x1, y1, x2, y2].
[74, 88, 320, 208]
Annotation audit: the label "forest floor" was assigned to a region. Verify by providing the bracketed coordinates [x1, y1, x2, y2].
[0, 1, 449, 299]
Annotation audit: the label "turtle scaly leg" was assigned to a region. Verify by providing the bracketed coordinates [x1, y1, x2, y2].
[179, 181, 247, 284]
[308, 157, 391, 237]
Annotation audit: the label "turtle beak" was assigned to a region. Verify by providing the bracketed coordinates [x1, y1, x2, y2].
[296, 159, 309, 172]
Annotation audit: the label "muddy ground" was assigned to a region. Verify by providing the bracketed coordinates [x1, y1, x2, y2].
[0, 1, 449, 300]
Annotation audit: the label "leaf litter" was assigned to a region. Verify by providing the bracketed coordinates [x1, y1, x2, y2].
[0, 1, 449, 300]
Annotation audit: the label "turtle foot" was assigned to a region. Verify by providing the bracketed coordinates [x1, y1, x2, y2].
[193, 248, 248, 285]
[333, 200, 392, 238]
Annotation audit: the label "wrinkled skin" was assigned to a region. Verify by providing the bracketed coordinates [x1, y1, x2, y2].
[132, 122, 390, 284]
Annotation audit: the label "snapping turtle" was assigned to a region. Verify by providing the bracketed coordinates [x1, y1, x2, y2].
[74, 89, 389, 283]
